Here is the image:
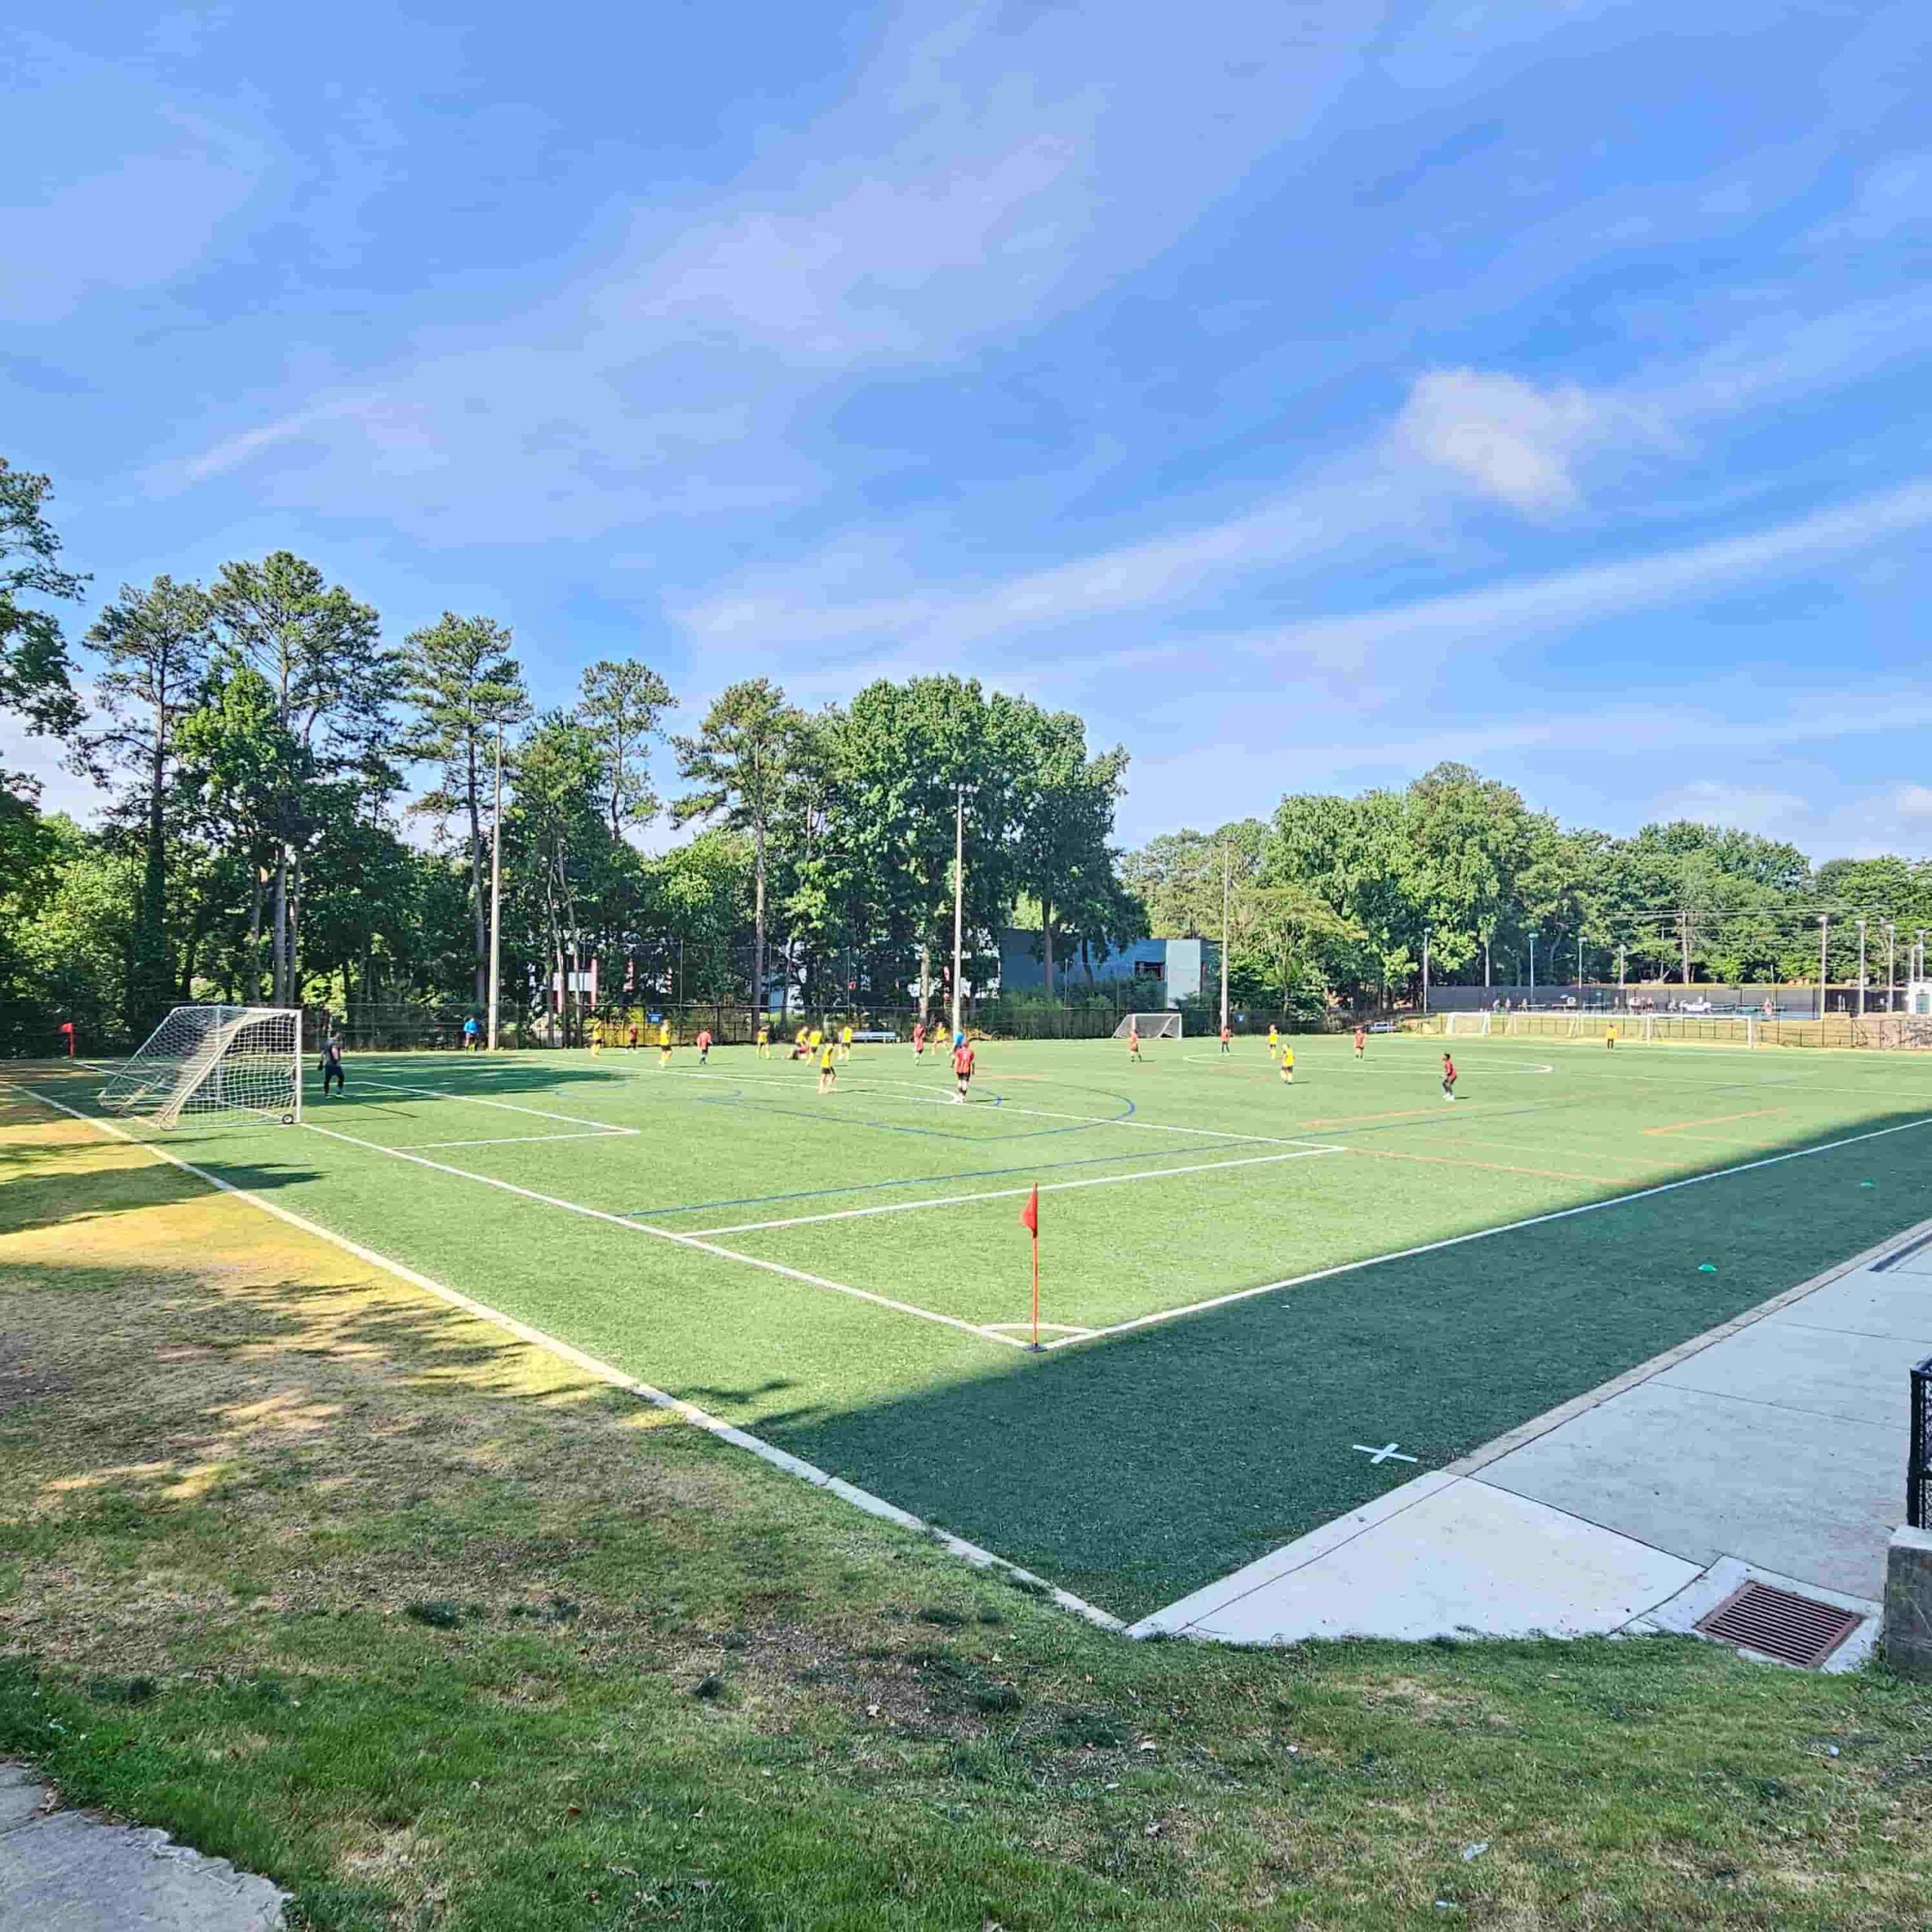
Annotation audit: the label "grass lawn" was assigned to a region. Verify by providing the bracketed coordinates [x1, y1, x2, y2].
[3, 1089, 1932, 1928]
[12, 1031, 1932, 1616]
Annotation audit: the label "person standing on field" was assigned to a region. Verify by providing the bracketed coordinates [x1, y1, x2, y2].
[1441, 1051, 1458, 1100]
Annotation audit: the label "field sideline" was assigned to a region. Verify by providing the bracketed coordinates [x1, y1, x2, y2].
[16, 1029, 1932, 1616]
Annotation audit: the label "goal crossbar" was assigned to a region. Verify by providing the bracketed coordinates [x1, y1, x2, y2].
[100, 1005, 303, 1128]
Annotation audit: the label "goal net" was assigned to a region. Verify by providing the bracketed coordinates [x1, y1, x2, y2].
[99, 1005, 303, 1128]
[1114, 1011, 1182, 1040]
[1445, 1012, 1492, 1036]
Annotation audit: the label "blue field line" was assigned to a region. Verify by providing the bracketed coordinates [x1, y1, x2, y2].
[686, 1080, 1141, 1147]
[622, 1137, 1272, 1223]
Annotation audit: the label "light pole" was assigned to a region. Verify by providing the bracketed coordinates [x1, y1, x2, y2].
[949, 785, 967, 1043]
[1817, 914, 1829, 1021]
[487, 722, 504, 1051]
[1219, 841, 1230, 1037]
[1576, 930, 1583, 995]
[1886, 920, 1897, 1011]
[1421, 928, 1430, 1016]
[1617, 943, 1626, 1007]
[1857, 917, 1867, 1020]
[1528, 931, 1538, 1010]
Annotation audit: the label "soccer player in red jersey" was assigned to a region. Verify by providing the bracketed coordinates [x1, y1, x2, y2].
[1441, 1051, 1458, 1100]
[1218, 1022, 1232, 1055]
[1353, 1024, 1367, 1059]
[912, 1020, 927, 1058]
[951, 1037, 975, 1103]
[695, 1026, 712, 1066]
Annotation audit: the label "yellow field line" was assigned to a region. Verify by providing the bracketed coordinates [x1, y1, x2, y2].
[1641, 1108, 1783, 1137]
[1342, 1145, 1629, 1186]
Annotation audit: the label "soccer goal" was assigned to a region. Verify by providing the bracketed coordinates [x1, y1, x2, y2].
[1114, 1011, 1182, 1040]
[1445, 1012, 1493, 1037]
[99, 1005, 303, 1128]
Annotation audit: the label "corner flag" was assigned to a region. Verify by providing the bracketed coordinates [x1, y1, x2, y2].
[1020, 1186, 1040, 1350]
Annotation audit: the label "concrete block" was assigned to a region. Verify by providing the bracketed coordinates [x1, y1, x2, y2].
[1884, 1524, 1932, 1678]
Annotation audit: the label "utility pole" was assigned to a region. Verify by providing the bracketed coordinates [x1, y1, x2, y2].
[487, 723, 504, 1051]
[1886, 921, 1897, 1011]
[1817, 914, 1829, 1021]
[1421, 928, 1430, 1016]
[1528, 931, 1538, 1009]
[1617, 943, 1626, 1005]
[950, 785, 966, 1043]
[1577, 930, 1583, 991]
[1857, 917, 1867, 1020]
[1219, 841, 1230, 1037]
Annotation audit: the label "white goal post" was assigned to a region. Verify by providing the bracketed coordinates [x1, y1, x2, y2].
[99, 1005, 303, 1128]
[1113, 1012, 1182, 1040]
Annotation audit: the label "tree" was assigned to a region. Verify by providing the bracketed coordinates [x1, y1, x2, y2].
[173, 665, 314, 1005]
[506, 713, 609, 1044]
[0, 458, 85, 805]
[83, 575, 214, 1029]
[672, 678, 804, 1021]
[577, 659, 675, 845]
[399, 614, 529, 1008]
[208, 552, 395, 1004]
[1011, 708, 1128, 994]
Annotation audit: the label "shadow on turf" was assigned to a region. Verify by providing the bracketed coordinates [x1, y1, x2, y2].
[0, 1157, 328, 1240]
[752, 1104, 1932, 1620]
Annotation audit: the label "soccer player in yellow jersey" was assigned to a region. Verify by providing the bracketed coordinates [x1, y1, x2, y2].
[588, 1017, 602, 1054]
[1279, 1041, 1295, 1084]
[1605, 1023, 1617, 1050]
[1267, 1022, 1279, 1058]
[756, 1023, 771, 1059]
[817, 1038, 837, 1094]
[658, 1020, 673, 1068]
[838, 1023, 853, 1060]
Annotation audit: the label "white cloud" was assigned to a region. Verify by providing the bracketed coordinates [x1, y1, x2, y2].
[0, 109, 263, 326]
[1221, 478, 1932, 672]
[1392, 368, 1601, 512]
[154, 2, 1382, 537]
[1892, 782, 1932, 820]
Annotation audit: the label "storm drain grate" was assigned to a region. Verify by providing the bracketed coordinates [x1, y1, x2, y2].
[1694, 1580, 1863, 1668]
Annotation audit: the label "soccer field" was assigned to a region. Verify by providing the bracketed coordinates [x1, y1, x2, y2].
[23, 1030, 1932, 1617]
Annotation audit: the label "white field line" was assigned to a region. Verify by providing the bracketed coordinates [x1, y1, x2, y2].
[356, 1078, 637, 1134]
[1042, 1112, 1932, 1349]
[293, 1116, 1032, 1351]
[5, 1081, 1122, 1632]
[657, 1065, 1335, 1151]
[400, 1130, 637, 1150]
[681, 1146, 1343, 1237]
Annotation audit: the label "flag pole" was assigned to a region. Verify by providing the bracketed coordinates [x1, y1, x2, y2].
[1020, 1183, 1041, 1351]
[1031, 1223, 1040, 1352]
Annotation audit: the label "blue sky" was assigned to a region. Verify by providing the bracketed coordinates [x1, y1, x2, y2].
[7, 1, 1931, 857]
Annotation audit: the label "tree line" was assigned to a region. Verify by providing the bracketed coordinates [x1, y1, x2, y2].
[0, 457, 1133, 1051]
[5, 452, 1928, 1054]
[1122, 764, 1932, 1017]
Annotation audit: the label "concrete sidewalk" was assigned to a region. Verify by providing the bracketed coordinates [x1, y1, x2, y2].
[1134, 1220, 1932, 1661]
[0, 1762, 285, 1930]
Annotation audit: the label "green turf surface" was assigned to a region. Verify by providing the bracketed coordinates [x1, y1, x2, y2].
[21, 1032, 1932, 1617]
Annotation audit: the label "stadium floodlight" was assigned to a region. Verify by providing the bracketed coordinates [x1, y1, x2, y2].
[1113, 1012, 1181, 1041]
[99, 1004, 302, 1129]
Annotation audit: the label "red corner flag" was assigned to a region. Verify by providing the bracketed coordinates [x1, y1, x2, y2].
[1020, 1186, 1041, 1351]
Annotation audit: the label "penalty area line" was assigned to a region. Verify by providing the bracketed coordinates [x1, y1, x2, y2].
[1044, 1112, 1932, 1350]
[292, 1116, 1033, 1351]
[680, 1146, 1344, 1236]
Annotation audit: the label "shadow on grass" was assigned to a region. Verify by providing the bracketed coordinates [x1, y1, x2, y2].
[0, 1159, 328, 1240]
[758, 1106, 1932, 1618]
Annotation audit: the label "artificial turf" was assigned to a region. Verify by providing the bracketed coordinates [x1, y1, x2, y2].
[18, 1029, 1932, 1617]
